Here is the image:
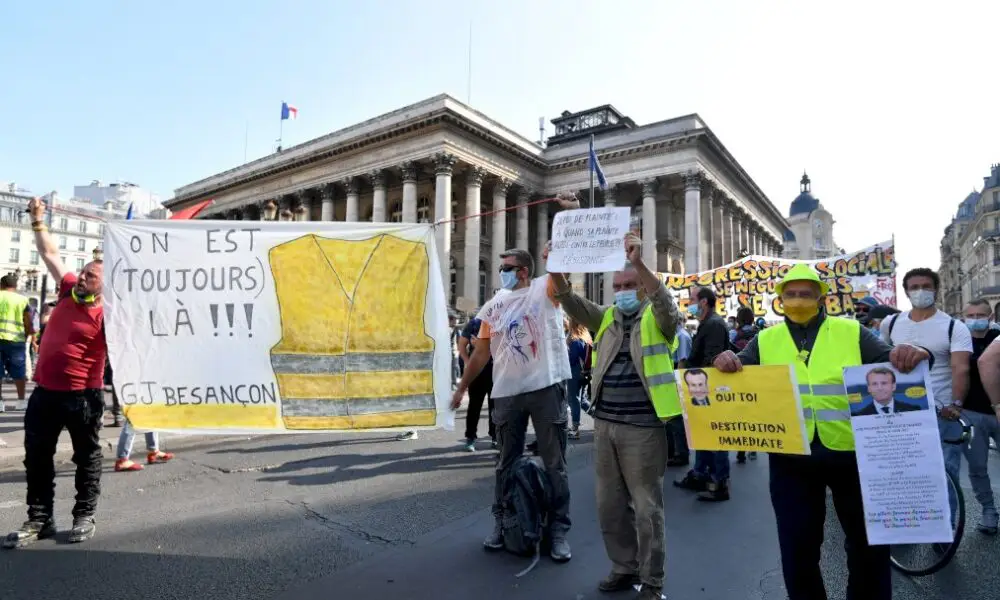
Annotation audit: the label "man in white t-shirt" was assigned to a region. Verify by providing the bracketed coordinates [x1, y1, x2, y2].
[880, 267, 972, 486]
[452, 203, 577, 562]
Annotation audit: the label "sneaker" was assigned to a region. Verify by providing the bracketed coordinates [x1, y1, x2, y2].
[0, 437, 6, 448]
[568, 426, 581, 440]
[697, 481, 731, 502]
[636, 585, 665, 599]
[13, 401, 26, 411]
[0, 402, 5, 413]
[597, 572, 641, 592]
[111, 418, 124, 428]
[977, 510, 998, 535]
[673, 471, 707, 492]
[463, 439, 476, 452]
[147, 450, 175, 464]
[2, 518, 56, 549]
[396, 431, 418, 441]
[68, 516, 96, 543]
[483, 520, 504, 551]
[115, 458, 144, 472]
[736, 451, 747, 464]
[549, 533, 571, 562]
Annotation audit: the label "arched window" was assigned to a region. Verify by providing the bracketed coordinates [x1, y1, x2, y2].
[479, 259, 488, 306]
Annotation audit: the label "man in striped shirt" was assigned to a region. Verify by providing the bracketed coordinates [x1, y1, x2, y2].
[551, 233, 681, 599]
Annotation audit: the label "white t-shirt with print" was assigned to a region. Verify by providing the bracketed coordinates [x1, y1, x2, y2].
[880, 309, 973, 408]
[476, 276, 571, 399]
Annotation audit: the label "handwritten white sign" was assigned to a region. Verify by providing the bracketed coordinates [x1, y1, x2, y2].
[547, 207, 631, 273]
[104, 220, 453, 434]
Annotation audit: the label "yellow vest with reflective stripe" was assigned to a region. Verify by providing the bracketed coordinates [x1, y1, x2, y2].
[593, 305, 682, 420]
[758, 317, 862, 451]
[0, 290, 28, 343]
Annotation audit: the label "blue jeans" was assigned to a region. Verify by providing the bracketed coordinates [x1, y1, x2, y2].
[567, 376, 583, 426]
[938, 414, 965, 524]
[116, 419, 158, 460]
[694, 450, 730, 483]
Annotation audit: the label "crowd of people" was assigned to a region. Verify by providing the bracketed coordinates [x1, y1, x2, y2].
[2, 193, 999, 600]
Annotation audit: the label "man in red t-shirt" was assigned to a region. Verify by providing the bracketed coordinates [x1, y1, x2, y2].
[3, 198, 107, 549]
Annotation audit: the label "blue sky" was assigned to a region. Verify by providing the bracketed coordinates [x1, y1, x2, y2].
[2, 1, 998, 287]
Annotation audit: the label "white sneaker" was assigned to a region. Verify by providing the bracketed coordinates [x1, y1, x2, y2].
[0, 403, 5, 413]
[0, 437, 6, 448]
[396, 431, 418, 441]
[14, 401, 26, 411]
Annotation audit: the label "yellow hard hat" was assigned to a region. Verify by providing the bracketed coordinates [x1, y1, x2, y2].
[775, 263, 830, 296]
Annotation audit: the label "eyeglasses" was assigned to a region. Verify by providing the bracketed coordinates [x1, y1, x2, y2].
[499, 265, 523, 273]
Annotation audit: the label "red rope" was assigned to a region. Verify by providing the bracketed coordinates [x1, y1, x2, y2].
[438, 196, 561, 226]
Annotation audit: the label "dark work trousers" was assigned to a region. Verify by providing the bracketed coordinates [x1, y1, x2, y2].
[768, 438, 890, 600]
[665, 416, 689, 460]
[23, 386, 106, 521]
[464, 367, 494, 441]
[105, 362, 121, 419]
[492, 383, 571, 534]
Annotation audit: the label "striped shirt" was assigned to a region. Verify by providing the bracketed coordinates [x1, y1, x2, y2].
[593, 313, 660, 427]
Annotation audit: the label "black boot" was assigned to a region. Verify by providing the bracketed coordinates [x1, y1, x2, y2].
[697, 480, 731, 502]
[3, 518, 56, 549]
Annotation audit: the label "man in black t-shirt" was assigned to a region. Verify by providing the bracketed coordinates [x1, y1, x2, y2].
[458, 318, 494, 451]
[961, 298, 1000, 535]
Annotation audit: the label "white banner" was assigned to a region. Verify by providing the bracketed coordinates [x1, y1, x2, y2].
[547, 207, 631, 273]
[660, 240, 896, 320]
[104, 220, 451, 434]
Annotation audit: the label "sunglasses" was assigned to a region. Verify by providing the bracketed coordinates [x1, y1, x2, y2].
[499, 265, 524, 273]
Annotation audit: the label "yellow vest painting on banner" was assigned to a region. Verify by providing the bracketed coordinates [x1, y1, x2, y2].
[676, 365, 811, 455]
[102, 220, 451, 434]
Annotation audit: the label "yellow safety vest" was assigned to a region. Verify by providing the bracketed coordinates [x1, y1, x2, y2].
[0, 290, 28, 343]
[592, 305, 682, 420]
[269, 233, 435, 430]
[757, 317, 861, 451]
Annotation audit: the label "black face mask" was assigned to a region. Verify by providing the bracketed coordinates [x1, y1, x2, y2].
[857, 313, 871, 326]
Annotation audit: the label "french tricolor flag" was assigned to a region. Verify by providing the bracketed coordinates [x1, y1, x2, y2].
[281, 102, 298, 121]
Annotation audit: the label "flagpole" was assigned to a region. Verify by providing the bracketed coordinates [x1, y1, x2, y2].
[588, 134, 595, 301]
[244, 120, 249, 163]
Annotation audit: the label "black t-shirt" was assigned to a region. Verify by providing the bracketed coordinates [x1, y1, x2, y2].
[965, 329, 1000, 414]
[461, 318, 493, 379]
[690, 313, 730, 368]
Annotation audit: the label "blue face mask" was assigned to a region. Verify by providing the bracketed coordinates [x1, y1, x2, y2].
[500, 270, 519, 290]
[966, 318, 990, 332]
[615, 290, 641, 314]
[687, 303, 700, 317]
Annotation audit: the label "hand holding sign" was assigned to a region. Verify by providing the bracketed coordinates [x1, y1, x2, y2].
[713, 350, 744, 373]
[625, 232, 641, 265]
[889, 343, 929, 374]
[546, 206, 631, 273]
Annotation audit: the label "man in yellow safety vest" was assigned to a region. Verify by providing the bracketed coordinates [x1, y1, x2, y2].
[0, 274, 34, 413]
[549, 232, 682, 599]
[712, 263, 931, 600]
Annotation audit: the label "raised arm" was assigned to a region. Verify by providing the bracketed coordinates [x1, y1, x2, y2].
[28, 198, 69, 283]
[978, 339, 1000, 419]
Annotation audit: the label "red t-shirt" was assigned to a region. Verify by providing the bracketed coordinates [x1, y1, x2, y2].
[34, 273, 106, 391]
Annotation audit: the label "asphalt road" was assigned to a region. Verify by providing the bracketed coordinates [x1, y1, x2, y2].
[0, 416, 997, 600]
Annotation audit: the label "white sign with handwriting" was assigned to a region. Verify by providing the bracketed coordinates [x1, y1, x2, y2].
[547, 207, 631, 273]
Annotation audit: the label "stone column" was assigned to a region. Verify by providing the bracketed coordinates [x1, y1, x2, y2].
[516, 187, 530, 251]
[733, 212, 744, 258]
[723, 202, 736, 264]
[701, 189, 715, 268]
[536, 198, 549, 275]
[712, 196, 726, 265]
[640, 179, 658, 269]
[684, 171, 703, 272]
[603, 186, 618, 303]
[491, 179, 510, 292]
[434, 153, 456, 288]
[370, 170, 387, 222]
[320, 183, 335, 221]
[401, 161, 418, 223]
[463, 166, 485, 305]
[344, 177, 360, 222]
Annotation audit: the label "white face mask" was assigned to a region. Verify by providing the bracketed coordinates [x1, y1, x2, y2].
[907, 289, 935, 309]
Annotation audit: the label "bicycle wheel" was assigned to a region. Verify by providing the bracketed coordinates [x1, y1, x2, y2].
[889, 470, 966, 576]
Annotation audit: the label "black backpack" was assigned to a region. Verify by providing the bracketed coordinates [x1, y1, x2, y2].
[500, 456, 553, 576]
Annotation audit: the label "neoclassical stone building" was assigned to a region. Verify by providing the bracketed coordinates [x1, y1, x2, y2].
[166, 95, 788, 309]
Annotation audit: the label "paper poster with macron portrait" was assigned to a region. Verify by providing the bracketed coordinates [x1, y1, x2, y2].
[103, 219, 452, 434]
[676, 365, 811, 455]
